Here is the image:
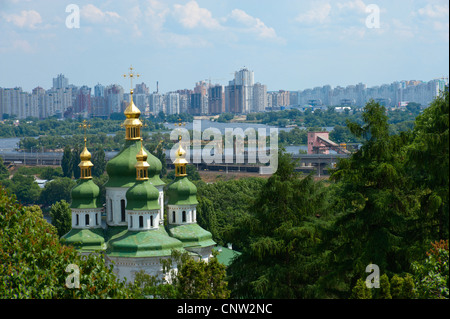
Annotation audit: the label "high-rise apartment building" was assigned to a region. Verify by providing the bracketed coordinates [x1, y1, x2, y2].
[52, 74, 69, 90]
[225, 84, 244, 113]
[149, 92, 163, 115]
[94, 83, 105, 98]
[233, 68, 254, 113]
[74, 85, 91, 115]
[105, 84, 124, 114]
[166, 92, 180, 115]
[208, 85, 224, 115]
[176, 89, 192, 114]
[189, 93, 204, 115]
[252, 83, 267, 112]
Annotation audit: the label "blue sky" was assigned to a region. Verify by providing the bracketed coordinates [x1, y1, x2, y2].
[0, 0, 448, 93]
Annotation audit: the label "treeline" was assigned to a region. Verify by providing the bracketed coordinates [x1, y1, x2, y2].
[0, 116, 166, 138]
[246, 103, 421, 128]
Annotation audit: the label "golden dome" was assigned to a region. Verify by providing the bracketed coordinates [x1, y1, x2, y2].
[78, 138, 93, 179]
[124, 90, 141, 119]
[136, 141, 148, 162]
[135, 140, 149, 180]
[80, 138, 92, 161]
[174, 138, 188, 166]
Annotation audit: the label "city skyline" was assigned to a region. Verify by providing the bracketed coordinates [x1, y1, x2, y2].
[0, 0, 449, 93]
[1, 69, 447, 120]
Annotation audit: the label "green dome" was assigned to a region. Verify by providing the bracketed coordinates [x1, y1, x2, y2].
[126, 180, 160, 211]
[61, 228, 106, 252]
[106, 227, 184, 258]
[70, 179, 102, 209]
[166, 176, 198, 206]
[105, 140, 164, 188]
[167, 223, 216, 248]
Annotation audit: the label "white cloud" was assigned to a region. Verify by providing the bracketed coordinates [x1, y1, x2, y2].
[295, 3, 332, 24]
[229, 9, 278, 39]
[336, 0, 367, 14]
[143, 0, 169, 31]
[418, 3, 449, 19]
[81, 4, 121, 24]
[3, 10, 42, 29]
[414, 1, 449, 40]
[173, 1, 221, 29]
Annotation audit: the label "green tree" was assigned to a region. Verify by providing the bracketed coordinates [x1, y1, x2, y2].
[196, 197, 219, 244]
[378, 274, 392, 299]
[39, 177, 76, 208]
[196, 177, 267, 248]
[49, 200, 72, 237]
[91, 147, 106, 178]
[323, 100, 414, 297]
[0, 186, 130, 298]
[0, 156, 8, 180]
[61, 145, 72, 178]
[406, 90, 449, 240]
[9, 174, 41, 206]
[71, 144, 82, 179]
[39, 167, 62, 180]
[412, 240, 449, 299]
[173, 250, 230, 299]
[350, 278, 372, 299]
[128, 250, 230, 299]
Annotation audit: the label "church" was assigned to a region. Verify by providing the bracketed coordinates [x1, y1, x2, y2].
[60, 82, 216, 283]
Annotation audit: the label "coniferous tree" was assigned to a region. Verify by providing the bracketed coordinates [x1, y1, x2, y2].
[91, 147, 106, 177]
[406, 90, 449, 241]
[71, 144, 81, 180]
[61, 145, 72, 178]
[322, 100, 415, 297]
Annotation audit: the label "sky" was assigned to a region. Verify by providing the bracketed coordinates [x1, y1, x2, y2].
[0, 0, 448, 93]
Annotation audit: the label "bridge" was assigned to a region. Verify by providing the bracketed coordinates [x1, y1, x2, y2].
[0, 150, 349, 176]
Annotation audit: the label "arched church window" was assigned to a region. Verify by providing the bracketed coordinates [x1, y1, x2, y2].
[85, 214, 89, 226]
[182, 211, 186, 223]
[139, 215, 144, 228]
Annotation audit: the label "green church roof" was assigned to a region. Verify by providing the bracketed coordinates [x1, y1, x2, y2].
[106, 227, 184, 258]
[126, 180, 160, 211]
[213, 246, 241, 267]
[166, 176, 199, 206]
[70, 179, 102, 209]
[166, 223, 216, 248]
[60, 228, 106, 253]
[105, 140, 164, 188]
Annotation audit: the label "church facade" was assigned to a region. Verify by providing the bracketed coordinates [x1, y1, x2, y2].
[61, 88, 216, 283]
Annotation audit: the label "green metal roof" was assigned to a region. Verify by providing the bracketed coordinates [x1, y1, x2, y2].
[105, 140, 164, 188]
[60, 228, 106, 253]
[106, 227, 185, 258]
[126, 180, 160, 211]
[213, 246, 241, 267]
[70, 179, 102, 209]
[166, 176, 199, 206]
[166, 223, 216, 248]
